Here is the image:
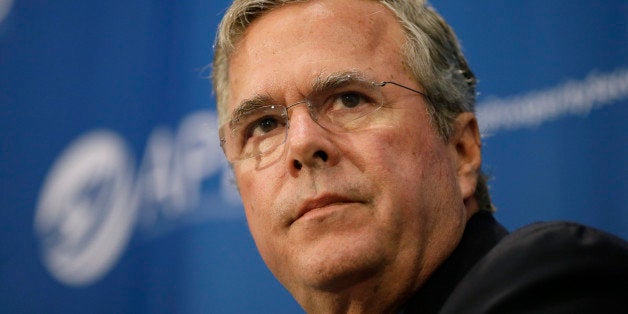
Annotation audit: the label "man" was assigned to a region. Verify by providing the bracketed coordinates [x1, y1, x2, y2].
[211, 0, 628, 313]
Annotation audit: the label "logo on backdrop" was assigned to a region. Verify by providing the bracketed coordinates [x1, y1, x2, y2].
[34, 110, 241, 287]
[34, 131, 137, 287]
[477, 67, 628, 135]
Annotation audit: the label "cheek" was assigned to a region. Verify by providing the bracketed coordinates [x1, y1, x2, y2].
[360, 123, 458, 210]
[345, 127, 412, 170]
[235, 164, 282, 213]
[235, 168, 286, 252]
[235, 172, 273, 240]
[362, 125, 434, 179]
[241, 197, 281, 271]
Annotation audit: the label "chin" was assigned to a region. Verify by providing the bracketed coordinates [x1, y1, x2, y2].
[287, 232, 389, 292]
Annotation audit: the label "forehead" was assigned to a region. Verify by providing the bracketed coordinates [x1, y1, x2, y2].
[226, 0, 408, 113]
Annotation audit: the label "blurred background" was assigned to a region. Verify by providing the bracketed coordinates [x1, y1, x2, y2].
[1, 0, 626, 313]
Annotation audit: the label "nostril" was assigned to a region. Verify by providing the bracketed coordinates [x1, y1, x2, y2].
[292, 151, 328, 171]
[314, 150, 328, 162]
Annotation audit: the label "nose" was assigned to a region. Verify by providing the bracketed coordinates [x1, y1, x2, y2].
[284, 105, 338, 173]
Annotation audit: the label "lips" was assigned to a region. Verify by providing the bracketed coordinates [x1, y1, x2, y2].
[293, 193, 357, 223]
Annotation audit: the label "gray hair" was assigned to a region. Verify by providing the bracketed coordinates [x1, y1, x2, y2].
[211, 0, 494, 212]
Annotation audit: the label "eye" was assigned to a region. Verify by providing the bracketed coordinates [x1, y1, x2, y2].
[325, 89, 378, 114]
[244, 115, 284, 140]
[318, 86, 381, 127]
[330, 91, 374, 111]
[338, 92, 363, 108]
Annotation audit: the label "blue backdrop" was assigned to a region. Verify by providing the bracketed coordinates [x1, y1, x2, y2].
[1, 1, 626, 313]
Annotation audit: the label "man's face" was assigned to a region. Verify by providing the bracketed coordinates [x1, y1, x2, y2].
[226, 0, 473, 304]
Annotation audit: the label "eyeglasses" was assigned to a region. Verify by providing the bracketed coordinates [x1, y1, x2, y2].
[219, 76, 427, 163]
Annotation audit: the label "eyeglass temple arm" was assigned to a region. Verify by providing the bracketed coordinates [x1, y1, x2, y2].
[376, 81, 428, 98]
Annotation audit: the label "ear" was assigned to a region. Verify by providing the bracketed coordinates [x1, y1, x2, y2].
[449, 112, 482, 211]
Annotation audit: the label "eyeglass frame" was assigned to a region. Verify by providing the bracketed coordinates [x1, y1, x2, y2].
[219, 77, 429, 163]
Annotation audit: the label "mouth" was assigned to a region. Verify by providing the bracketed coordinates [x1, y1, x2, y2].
[293, 193, 357, 224]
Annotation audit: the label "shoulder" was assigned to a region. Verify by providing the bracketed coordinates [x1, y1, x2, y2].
[440, 221, 628, 314]
[491, 221, 628, 270]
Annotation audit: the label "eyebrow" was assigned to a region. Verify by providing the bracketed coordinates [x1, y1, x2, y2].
[230, 94, 275, 127]
[312, 70, 369, 92]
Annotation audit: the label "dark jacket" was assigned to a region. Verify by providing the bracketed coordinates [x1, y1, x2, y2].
[402, 211, 628, 313]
